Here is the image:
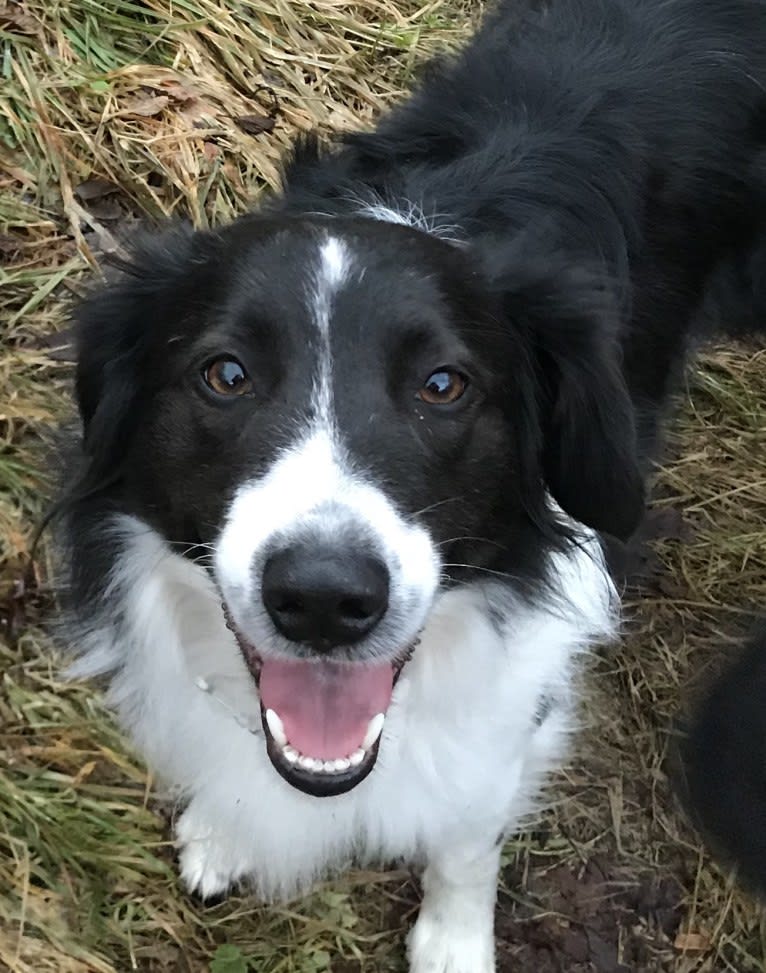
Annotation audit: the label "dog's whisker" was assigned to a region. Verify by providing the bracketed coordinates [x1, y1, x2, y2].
[434, 536, 507, 549]
[409, 496, 466, 520]
[440, 563, 529, 585]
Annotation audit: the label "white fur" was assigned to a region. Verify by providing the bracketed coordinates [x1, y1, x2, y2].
[309, 235, 348, 424]
[215, 427, 440, 664]
[354, 196, 466, 245]
[68, 511, 617, 970]
[408, 843, 501, 973]
[318, 235, 349, 292]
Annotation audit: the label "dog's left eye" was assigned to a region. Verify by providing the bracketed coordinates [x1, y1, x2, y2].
[202, 358, 253, 397]
[417, 369, 468, 405]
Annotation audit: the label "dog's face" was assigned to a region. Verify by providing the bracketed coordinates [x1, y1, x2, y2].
[71, 215, 643, 796]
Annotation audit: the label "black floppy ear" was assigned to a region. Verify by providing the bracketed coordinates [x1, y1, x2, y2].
[72, 223, 207, 495]
[499, 261, 645, 541]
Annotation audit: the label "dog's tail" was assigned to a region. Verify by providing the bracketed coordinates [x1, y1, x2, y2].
[679, 621, 766, 898]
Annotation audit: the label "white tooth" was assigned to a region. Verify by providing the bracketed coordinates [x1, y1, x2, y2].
[282, 745, 298, 764]
[322, 760, 336, 773]
[265, 709, 288, 747]
[299, 755, 319, 772]
[362, 713, 385, 751]
[333, 758, 351, 773]
[349, 749, 365, 767]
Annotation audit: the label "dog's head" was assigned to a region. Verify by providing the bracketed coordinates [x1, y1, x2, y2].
[68, 214, 643, 795]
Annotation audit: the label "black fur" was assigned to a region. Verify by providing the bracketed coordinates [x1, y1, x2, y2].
[682, 624, 766, 898]
[276, 0, 766, 454]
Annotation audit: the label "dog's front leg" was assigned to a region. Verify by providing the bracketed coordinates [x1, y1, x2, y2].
[408, 838, 500, 973]
[175, 799, 247, 900]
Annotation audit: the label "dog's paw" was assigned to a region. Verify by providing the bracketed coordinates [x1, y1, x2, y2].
[407, 912, 496, 973]
[176, 809, 239, 901]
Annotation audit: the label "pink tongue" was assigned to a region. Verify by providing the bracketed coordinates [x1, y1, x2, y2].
[259, 658, 394, 760]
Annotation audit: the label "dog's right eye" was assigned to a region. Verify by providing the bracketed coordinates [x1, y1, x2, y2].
[202, 358, 253, 397]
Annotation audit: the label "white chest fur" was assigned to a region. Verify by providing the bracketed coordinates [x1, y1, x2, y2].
[69, 516, 616, 909]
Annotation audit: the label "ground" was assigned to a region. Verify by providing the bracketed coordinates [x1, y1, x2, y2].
[1, 1, 765, 971]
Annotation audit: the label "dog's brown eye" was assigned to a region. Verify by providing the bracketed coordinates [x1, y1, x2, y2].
[417, 369, 467, 405]
[203, 358, 253, 397]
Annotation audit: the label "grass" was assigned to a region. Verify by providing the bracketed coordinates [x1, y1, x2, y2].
[1, 0, 765, 970]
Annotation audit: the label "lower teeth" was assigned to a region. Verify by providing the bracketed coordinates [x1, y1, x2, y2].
[269, 713, 385, 775]
[282, 746, 368, 774]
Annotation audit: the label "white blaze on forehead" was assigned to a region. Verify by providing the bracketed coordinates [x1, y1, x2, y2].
[311, 235, 350, 336]
[319, 236, 349, 292]
[309, 235, 351, 425]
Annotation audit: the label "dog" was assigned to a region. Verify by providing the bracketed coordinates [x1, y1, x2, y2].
[54, 0, 766, 968]
[681, 623, 766, 899]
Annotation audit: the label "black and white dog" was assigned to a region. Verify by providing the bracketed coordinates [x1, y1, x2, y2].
[56, 0, 766, 968]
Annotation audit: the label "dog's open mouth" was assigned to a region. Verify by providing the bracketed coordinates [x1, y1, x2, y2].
[225, 608, 408, 797]
[257, 656, 393, 796]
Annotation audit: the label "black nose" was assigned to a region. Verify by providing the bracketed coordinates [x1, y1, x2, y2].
[261, 545, 390, 648]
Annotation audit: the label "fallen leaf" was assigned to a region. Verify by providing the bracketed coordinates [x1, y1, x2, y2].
[233, 113, 276, 136]
[122, 94, 169, 118]
[74, 177, 120, 202]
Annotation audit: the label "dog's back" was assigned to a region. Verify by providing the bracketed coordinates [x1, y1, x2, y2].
[284, 0, 766, 251]
[281, 0, 766, 449]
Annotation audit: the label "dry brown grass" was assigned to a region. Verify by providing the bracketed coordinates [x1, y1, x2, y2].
[560, 351, 766, 972]
[1, 0, 765, 970]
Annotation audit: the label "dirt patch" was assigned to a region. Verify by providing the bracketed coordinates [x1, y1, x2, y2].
[497, 860, 684, 973]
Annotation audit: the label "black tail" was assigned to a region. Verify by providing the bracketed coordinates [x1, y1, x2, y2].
[680, 622, 766, 898]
